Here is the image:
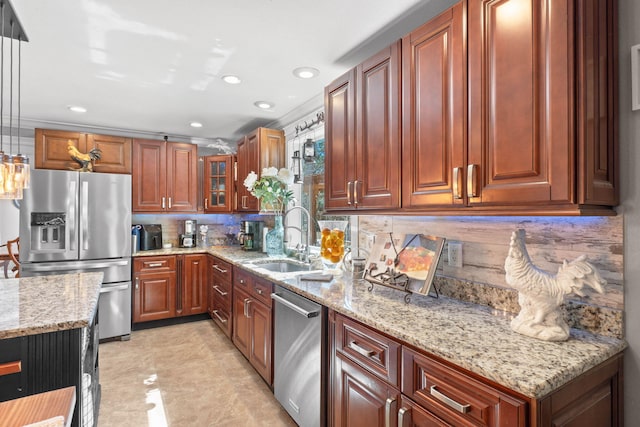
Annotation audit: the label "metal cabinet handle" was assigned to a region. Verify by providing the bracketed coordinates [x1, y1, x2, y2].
[213, 285, 228, 296]
[348, 341, 375, 357]
[453, 167, 462, 199]
[0, 360, 22, 377]
[204, 198, 208, 210]
[168, 197, 172, 209]
[147, 262, 163, 268]
[385, 398, 398, 427]
[354, 180, 360, 206]
[243, 298, 251, 317]
[241, 195, 248, 209]
[162, 197, 166, 209]
[212, 310, 227, 323]
[213, 265, 228, 273]
[467, 164, 477, 197]
[255, 287, 263, 295]
[347, 181, 353, 205]
[135, 277, 139, 290]
[398, 407, 412, 427]
[239, 279, 246, 285]
[430, 385, 470, 413]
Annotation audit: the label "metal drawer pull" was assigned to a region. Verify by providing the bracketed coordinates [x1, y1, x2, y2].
[467, 164, 477, 197]
[255, 287, 263, 295]
[398, 407, 412, 427]
[212, 310, 227, 323]
[271, 293, 319, 318]
[385, 398, 398, 427]
[430, 385, 471, 413]
[453, 167, 462, 199]
[213, 285, 228, 296]
[162, 197, 166, 209]
[0, 360, 21, 376]
[347, 181, 353, 205]
[354, 180, 359, 206]
[348, 341, 375, 357]
[147, 262, 163, 268]
[213, 264, 228, 273]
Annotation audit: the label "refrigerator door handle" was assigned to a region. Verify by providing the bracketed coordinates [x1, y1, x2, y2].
[23, 259, 129, 272]
[100, 283, 130, 293]
[81, 180, 89, 251]
[68, 179, 77, 251]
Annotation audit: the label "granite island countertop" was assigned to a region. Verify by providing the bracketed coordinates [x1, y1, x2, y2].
[135, 246, 627, 399]
[0, 272, 102, 340]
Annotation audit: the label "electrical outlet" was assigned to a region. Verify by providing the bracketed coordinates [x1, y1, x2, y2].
[448, 242, 463, 268]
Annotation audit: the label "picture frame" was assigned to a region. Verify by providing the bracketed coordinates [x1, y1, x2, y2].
[365, 233, 445, 297]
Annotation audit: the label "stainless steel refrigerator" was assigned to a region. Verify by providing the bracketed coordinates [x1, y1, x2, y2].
[19, 169, 132, 340]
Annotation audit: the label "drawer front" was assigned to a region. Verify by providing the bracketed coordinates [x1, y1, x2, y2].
[335, 313, 401, 387]
[234, 267, 253, 292]
[134, 256, 176, 273]
[210, 256, 233, 283]
[401, 347, 527, 427]
[212, 283, 232, 310]
[211, 306, 232, 338]
[251, 276, 273, 308]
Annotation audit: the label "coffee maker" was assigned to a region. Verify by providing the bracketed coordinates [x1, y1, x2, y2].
[179, 220, 197, 248]
[238, 220, 264, 251]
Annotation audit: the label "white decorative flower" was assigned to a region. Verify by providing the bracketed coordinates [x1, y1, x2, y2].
[243, 171, 258, 190]
[277, 168, 294, 184]
[261, 167, 278, 177]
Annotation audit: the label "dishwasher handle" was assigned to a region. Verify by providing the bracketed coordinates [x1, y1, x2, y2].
[271, 293, 320, 318]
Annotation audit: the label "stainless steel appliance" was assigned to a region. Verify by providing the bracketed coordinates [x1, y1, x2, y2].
[179, 219, 197, 248]
[19, 169, 132, 340]
[238, 220, 264, 251]
[271, 285, 326, 426]
[140, 224, 163, 250]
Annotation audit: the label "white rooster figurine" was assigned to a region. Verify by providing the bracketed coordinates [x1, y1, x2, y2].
[504, 229, 606, 341]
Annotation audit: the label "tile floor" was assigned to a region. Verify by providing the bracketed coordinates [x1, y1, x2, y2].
[98, 320, 297, 426]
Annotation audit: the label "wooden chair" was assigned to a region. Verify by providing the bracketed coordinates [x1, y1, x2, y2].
[1, 237, 19, 278]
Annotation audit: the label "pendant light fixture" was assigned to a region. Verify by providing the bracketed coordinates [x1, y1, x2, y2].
[0, 0, 28, 200]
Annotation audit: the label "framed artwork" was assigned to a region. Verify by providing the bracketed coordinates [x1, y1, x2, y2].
[365, 233, 445, 296]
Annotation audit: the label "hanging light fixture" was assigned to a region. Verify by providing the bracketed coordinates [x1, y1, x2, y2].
[0, 0, 29, 200]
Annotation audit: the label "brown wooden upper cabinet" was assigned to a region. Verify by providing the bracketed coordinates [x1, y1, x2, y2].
[203, 155, 235, 213]
[325, 0, 618, 215]
[235, 127, 285, 212]
[132, 138, 198, 213]
[325, 42, 401, 211]
[34, 128, 132, 174]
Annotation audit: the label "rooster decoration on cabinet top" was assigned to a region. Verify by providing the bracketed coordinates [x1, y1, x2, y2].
[504, 229, 606, 341]
[67, 140, 102, 172]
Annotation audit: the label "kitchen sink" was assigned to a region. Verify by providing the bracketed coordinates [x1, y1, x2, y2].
[253, 260, 313, 273]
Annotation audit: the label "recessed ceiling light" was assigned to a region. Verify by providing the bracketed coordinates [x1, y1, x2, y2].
[293, 67, 319, 79]
[254, 101, 274, 110]
[190, 122, 203, 128]
[68, 105, 87, 113]
[222, 75, 241, 84]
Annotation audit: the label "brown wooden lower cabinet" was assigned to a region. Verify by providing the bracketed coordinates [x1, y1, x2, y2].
[133, 254, 207, 323]
[208, 255, 233, 337]
[329, 310, 623, 427]
[231, 267, 274, 385]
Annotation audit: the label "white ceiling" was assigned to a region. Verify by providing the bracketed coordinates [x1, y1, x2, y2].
[10, 0, 456, 146]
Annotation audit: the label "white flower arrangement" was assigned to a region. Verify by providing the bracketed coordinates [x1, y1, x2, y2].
[244, 167, 295, 214]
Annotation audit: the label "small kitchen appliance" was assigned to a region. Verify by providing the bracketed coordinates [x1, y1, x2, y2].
[140, 224, 163, 250]
[238, 220, 264, 251]
[179, 219, 197, 248]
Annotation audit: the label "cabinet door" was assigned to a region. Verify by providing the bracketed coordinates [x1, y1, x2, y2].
[249, 299, 273, 385]
[203, 155, 234, 212]
[87, 133, 132, 174]
[182, 254, 208, 316]
[232, 287, 251, 358]
[355, 41, 401, 210]
[132, 139, 167, 212]
[325, 68, 357, 210]
[397, 396, 452, 427]
[243, 131, 260, 211]
[133, 271, 177, 323]
[333, 352, 400, 427]
[235, 136, 255, 211]
[167, 142, 197, 212]
[34, 129, 87, 171]
[468, 0, 572, 206]
[402, 4, 466, 209]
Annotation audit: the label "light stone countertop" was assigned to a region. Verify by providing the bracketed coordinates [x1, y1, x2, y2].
[135, 246, 627, 399]
[0, 272, 102, 340]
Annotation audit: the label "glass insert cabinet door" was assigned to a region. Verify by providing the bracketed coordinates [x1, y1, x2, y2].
[203, 155, 234, 213]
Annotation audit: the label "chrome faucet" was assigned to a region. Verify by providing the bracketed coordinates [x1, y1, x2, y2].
[283, 205, 313, 263]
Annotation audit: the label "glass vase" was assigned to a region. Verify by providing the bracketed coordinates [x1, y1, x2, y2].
[318, 220, 349, 270]
[265, 215, 285, 257]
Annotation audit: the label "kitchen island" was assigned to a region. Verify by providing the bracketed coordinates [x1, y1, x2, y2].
[135, 247, 626, 425]
[0, 272, 102, 427]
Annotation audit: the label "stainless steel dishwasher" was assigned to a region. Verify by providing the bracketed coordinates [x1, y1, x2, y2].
[271, 285, 326, 427]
